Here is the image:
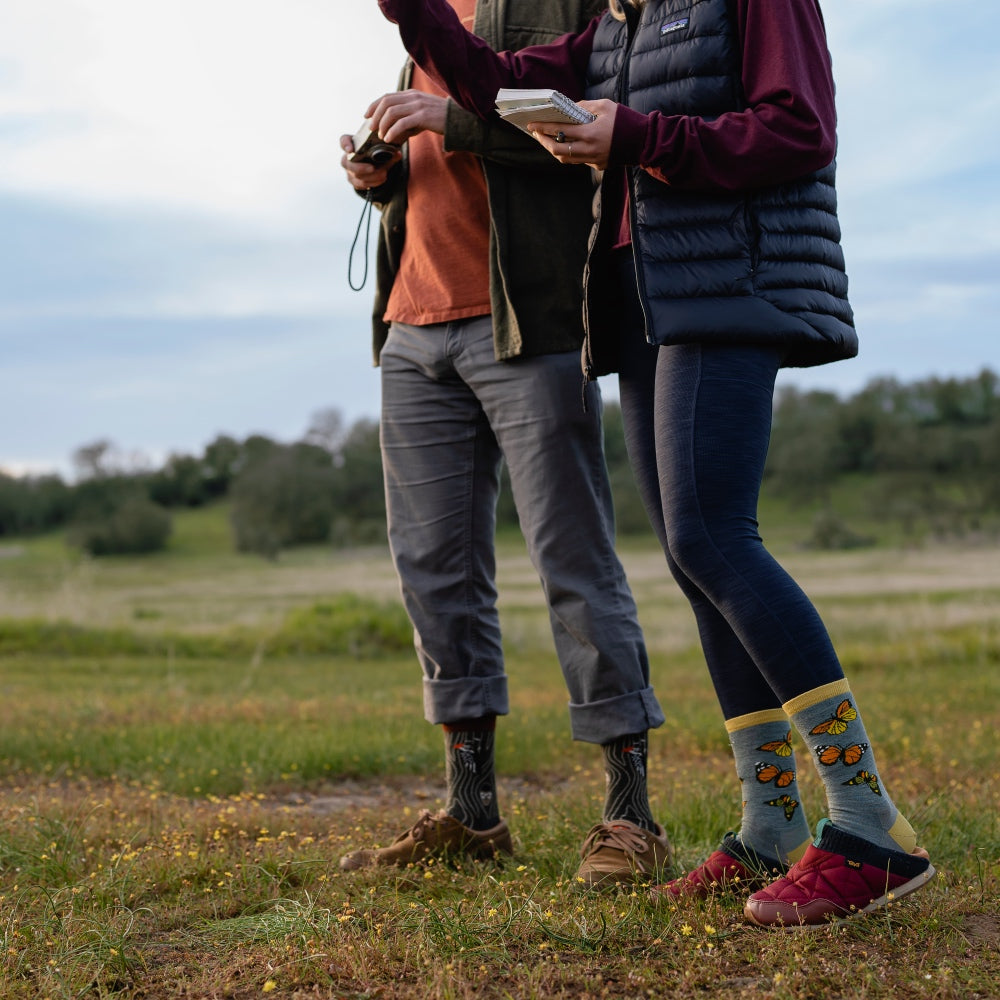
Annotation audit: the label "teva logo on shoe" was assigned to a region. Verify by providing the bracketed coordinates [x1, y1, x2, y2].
[660, 18, 689, 35]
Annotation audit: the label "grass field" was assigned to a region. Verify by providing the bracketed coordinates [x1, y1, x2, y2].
[0, 504, 998, 998]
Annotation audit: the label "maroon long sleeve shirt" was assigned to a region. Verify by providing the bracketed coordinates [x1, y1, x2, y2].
[377, 0, 839, 193]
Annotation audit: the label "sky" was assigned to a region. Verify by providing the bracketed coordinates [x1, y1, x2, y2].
[1, 0, 998, 478]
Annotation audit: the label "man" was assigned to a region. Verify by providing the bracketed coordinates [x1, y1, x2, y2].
[338, 0, 668, 888]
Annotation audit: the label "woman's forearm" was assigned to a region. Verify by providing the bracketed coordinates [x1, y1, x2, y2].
[377, 0, 598, 119]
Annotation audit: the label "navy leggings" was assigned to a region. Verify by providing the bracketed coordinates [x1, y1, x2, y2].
[615, 263, 845, 719]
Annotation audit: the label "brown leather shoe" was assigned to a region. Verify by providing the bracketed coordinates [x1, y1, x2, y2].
[575, 819, 672, 889]
[339, 809, 513, 871]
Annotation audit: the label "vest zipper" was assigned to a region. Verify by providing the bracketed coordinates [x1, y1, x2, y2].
[582, 5, 645, 406]
[619, 3, 655, 345]
[616, 3, 640, 104]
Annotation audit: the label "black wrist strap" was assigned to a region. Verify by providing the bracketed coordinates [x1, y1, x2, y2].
[348, 190, 375, 292]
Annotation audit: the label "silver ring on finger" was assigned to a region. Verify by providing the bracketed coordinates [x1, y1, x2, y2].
[555, 130, 566, 143]
[567, 143, 573, 158]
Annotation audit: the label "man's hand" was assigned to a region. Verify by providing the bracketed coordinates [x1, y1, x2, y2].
[527, 99, 619, 171]
[340, 132, 400, 193]
[366, 90, 449, 145]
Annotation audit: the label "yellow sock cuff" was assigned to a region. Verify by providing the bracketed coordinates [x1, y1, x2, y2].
[724, 708, 788, 734]
[787, 836, 812, 864]
[782, 678, 851, 717]
[888, 812, 918, 855]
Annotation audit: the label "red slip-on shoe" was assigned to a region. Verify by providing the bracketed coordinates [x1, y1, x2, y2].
[651, 833, 785, 900]
[744, 819, 934, 929]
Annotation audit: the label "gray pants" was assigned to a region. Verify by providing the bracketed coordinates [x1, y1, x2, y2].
[380, 316, 663, 744]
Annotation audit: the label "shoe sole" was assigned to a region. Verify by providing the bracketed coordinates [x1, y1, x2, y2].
[340, 841, 511, 871]
[577, 861, 665, 890]
[651, 875, 772, 901]
[746, 861, 936, 931]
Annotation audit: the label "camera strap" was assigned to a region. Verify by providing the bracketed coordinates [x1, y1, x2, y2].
[348, 190, 375, 292]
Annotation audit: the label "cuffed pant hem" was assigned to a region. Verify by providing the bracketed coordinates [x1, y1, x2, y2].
[567, 686, 665, 744]
[423, 675, 510, 727]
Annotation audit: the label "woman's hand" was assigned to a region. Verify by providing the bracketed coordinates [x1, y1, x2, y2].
[527, 99, 618, 170]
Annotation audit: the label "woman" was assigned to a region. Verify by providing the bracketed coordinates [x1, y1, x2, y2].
[370, 0, 934, 928]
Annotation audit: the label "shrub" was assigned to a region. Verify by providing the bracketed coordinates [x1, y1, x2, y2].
[68, 494, 172, 556]
[270, 595, 412, 657]
[804, 506, 874, 551]
[0, 473, 72, 536]
[230, 445, 337, 559]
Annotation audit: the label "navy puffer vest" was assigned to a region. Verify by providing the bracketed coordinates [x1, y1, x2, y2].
[581, 0, 857, 374]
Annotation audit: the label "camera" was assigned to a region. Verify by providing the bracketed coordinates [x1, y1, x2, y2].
[348, 121, 399, 167]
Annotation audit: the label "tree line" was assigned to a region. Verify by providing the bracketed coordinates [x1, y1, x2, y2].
[2, 369, 999, 557]
[0, 411, 385, 559]
[766, 368, 1000, 545]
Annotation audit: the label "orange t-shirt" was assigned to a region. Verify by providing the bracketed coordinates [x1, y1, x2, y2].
[383, 0, 492, 326]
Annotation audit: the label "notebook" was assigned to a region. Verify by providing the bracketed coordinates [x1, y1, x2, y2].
[495, 88, 596, 134]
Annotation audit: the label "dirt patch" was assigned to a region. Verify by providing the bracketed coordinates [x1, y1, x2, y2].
[273, 773, 574, 814]
[961, 912, 1000, 946]
[0, 772, 578, 830]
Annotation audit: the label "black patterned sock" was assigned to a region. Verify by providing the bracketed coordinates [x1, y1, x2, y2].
[443, 717, 500, 831]
[601, 732, 656, 832]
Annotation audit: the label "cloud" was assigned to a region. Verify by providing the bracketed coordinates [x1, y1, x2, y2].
[1, 307, 381, 476]
[0, 192, 380, 474]
[0, 0, 405, 224]
[828, 1, 1000, 196]
[0, 192, 366, 321]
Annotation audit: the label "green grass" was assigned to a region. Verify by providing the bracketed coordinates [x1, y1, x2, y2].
[0, 507, 998, 997]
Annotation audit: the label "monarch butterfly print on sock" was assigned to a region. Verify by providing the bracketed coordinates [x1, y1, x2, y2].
[842, 769, 882, 795]
[756, 731, 793, 757]
[815, 742, 868, 767]
[809, 699, 857, 736]
[765, 794, 800, 821]
[755, 762, 795, 787]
